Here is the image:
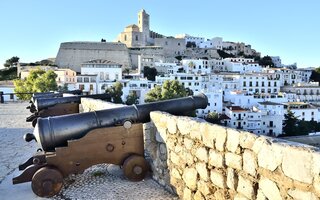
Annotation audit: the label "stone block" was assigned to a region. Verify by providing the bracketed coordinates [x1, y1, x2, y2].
[258, 178, 282, 200]
[174, 144, 183, 154]
[200, 123, 216, 148]
[251, 137, 269, 154]
[177, 117, 192, 135]
[167, 116, 177, 134]
[210, 169, 226, 189]
[171, 168, 181, 180]
[189, 120, 202, 141]
[256, 189, 267, 200]
[150, 111, 168, 130]
[184, 151, 195, 166]
[225, 152, 242, 170]
[313, 175, 320, 196]
[155, 130, 166, 143]
[159, 143, 167, 155]
[237, 175, 255, 199]
[227, 168, 238, 190]
[196, 162, 209, 181]
[288, 189, 318, 200]
[197, 180, 212, 196]
[209, 149, 224, 168]
[282, 146, 313, 184]
[215, 126, 227, 151]
[183, 187, 192, 200]
[239, 131, 258, 149]
[243, 150, 257, 176]
[184, 137, 194, 150]
[234, 194, 249, 200]
[257, 141, 282, 172]
[196, 147, 208, 163]
[170, 152, 181, 166]
[194, 191, 204, 200]
[226, 129, 240, 153]
[183, 167, 198, 191]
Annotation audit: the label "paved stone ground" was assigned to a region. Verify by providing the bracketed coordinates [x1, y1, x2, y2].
[0, 102, 178, 200]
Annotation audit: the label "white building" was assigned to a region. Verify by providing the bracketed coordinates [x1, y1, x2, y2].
[76, 59, 123, 94]
[181, 59, 212, 74]
[239, 73, 280, 94]
[223, 103, 284, 136]
[256, 102, 284, 136]
[225, 91, 288, 109]
[176, 34, 204, 46]
[283, 102, 320, 122]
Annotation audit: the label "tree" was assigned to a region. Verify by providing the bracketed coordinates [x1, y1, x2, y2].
[186, 41, 196, 48]
[145, 80, 187, 103]
[143, 66, 157, 81]
[282, 109, 300, 136]
[217, 50, 234, 58]
[123, 68, 130, 75]
[13, 68, 57, 100]
[310, 67, 320, 86]
[105, 81, 123, 103]
[58, 83, 69, 92]
[259, 56, 274, 67]
[205, 112, 221, 125]
[4, 56, 19, 68]
[126, 91, 139, 105]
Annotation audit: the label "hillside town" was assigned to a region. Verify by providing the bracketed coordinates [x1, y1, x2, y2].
[6, 9, 320, 137]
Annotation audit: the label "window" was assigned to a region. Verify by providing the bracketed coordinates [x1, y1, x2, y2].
[84, 77, 89, 82]
[178, 43, 180, 46]
[135, 35, 138, 41]
[249, 81, 252, 87]
[256, 82, 259, 87]
[90, 84, 93, 91]
[79, 84, 84, 90]
[124, 35, 127, 41]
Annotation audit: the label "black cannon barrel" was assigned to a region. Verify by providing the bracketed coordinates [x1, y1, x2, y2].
[34, 93, 111, 111]
[33, 93, 208, 151]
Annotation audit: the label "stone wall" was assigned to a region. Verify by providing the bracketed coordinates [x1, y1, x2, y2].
[55, 42, 131, 72]
[146, 111, 320, 200]
[80, 98, 126, 112]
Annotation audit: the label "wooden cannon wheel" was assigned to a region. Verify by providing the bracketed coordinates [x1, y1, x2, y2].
[31, 166, 63, 197]
[123, 155, 148, 181]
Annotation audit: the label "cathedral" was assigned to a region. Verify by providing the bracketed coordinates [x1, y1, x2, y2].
[117, 9, 164, 47]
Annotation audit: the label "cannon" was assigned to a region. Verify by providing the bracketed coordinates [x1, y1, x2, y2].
[26, 94, 111, 127]
[13, 94, 208, 197]
[27, 90, 83, 112]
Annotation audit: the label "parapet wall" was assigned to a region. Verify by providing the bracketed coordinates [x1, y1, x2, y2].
[146, 111, 320, 199]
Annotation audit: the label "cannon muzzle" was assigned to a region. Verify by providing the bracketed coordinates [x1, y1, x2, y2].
[34, 94, 111, 111]
[32, 94, 208, 151]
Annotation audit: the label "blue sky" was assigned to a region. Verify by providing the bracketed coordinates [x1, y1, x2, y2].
[0, 0, 319, 69]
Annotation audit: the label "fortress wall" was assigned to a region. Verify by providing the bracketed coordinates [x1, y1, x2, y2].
[145, 111, 320, 199]
[55, 42, 131, 72]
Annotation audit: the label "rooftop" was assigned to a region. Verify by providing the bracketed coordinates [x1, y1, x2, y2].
[258, 101, 283, 106]
[83, 59, 122, 66]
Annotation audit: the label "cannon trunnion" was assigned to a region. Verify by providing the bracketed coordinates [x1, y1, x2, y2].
[13, 94, 208, 197]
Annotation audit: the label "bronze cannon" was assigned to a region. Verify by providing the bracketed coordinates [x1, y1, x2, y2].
[13, 94, 208, 197]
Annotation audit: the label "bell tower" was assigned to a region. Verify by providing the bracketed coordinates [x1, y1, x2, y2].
[138, 9, 150, 45]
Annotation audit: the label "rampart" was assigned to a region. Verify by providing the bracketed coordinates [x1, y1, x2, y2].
[81, 99, 320, 199]
[55, 42, 131, 72]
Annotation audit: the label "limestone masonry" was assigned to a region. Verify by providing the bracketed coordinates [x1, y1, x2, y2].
[146, 111, 320, 200]
[55, 42, 131, 72]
